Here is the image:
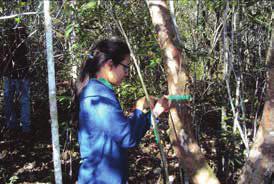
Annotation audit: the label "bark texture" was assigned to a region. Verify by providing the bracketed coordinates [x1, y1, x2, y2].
[146, 1, 220, 184]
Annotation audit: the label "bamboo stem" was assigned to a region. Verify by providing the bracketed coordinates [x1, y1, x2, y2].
[117, 19, 170, 184]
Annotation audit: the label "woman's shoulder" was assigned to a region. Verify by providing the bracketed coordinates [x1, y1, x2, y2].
[87, 79, 112, 92]
[80, 79, 115, 100]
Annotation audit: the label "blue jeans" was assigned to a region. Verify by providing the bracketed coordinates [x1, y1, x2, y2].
[4, 78, 31, 132]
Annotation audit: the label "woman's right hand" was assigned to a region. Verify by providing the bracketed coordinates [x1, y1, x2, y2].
[153, 95, 170, 117]
[136, 96, 157, 112]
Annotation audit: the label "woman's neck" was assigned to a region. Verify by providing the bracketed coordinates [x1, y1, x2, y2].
[96, 72, 107, 80]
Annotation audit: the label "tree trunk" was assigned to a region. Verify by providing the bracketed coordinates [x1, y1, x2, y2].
[44, 1, 63, 183]
[146, 1, 220, 184]
[67, 0, 78, 86]
[237, 9, 274, 184]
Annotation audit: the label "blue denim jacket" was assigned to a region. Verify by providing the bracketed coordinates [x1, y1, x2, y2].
[78, 79, 151, 184]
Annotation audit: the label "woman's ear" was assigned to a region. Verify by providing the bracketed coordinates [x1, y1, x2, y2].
[105, 59, 114, 70]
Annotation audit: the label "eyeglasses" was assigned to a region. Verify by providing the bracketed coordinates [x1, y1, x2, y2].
[119, 63, 130, 73]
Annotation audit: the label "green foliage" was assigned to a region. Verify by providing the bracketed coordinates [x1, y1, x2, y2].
[148, 58, 161, 69]
[57, 95, 72, 110]
[80, 1, 97, 12]
[18, 1, 27, 7]
[116, 79, 145, 110]
[8, 176, 19, 184]
[14, 17, 21, 24]
[65, 24, 74, 39]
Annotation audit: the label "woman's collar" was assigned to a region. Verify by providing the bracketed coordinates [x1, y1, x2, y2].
[97, 78, 113, 90]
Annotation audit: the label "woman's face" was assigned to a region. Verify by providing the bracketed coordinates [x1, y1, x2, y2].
[109, 55, 130, 86]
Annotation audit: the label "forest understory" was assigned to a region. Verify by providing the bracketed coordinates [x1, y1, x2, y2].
[0, 0, 273, 184]
[0, 95, 250, 184]
[0, 98, 184, 184]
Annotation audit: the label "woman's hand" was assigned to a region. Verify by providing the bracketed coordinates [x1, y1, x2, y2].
[136, 96, 157, 112]
[153, 95, 170, 117]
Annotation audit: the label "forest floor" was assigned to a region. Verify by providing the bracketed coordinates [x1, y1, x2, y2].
[0, 99, 182, 184]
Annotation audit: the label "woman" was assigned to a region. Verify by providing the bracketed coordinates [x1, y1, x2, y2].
[77, 38, 169, 184]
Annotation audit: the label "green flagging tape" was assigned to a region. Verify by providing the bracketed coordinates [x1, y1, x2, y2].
[168, 95, 192, 101]
[151, 113, 160, 144]
[153, 128, 159, 144]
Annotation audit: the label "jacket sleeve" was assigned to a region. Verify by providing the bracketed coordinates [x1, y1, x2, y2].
[81, 96, 151, 148]
[128, 110, 151, 143]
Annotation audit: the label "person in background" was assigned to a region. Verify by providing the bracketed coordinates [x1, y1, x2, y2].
[2, 23, 31, 139]
[76, 38, 169, 184]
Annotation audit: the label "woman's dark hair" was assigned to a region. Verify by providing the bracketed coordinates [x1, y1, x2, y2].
[72, 38, 130, 126]
[77, 38, 130, 95]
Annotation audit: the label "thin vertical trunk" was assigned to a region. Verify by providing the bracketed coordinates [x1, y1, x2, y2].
[169, 0, 182, 46]
[68, 0, 78, 86]
[146, 1, 220, 184]
[237, 9, 274, 184]
[216, 106, 226, 180]
[223, 0, 230, 80]
[43, 1, 63, 183]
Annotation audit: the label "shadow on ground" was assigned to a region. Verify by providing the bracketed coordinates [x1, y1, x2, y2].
[0, 99, 80, 184]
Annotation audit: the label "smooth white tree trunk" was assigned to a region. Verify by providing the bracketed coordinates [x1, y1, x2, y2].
[44, 1, 63, 183]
